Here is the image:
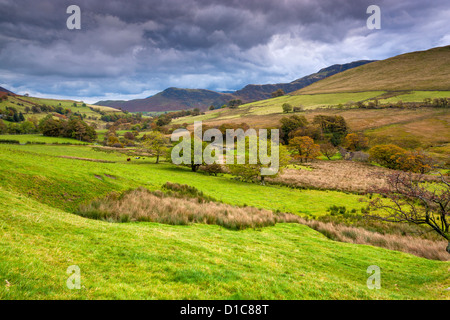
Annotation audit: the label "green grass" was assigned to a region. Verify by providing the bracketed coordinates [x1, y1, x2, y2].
[172, 92, 385, 125]
[0, 143, 448, 299]
[0, 187, 448, 299]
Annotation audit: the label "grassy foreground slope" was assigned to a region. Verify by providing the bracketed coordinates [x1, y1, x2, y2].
[1, 187, 449, 299]
[0, 142, 449, 299]
[298, 46, 450, 94]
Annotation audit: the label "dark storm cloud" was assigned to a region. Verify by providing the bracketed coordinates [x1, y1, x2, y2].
[0, 0, 449, 102]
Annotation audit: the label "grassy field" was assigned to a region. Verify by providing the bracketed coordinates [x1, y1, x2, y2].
[0, 143, 367, 215]
[0, 142, 449, 299]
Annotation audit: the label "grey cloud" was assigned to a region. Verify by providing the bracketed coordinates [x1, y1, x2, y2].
[0, 0, 449, 102]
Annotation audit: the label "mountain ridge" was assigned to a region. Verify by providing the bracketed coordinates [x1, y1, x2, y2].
[0, 86, 15, 95]
[95, 60, 375, 112]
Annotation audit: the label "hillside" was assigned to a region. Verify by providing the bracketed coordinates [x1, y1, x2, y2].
[0, 86, 15, 97]
[0, 143, 448, 299]
[298, 46, 450, 94]
[95, 61, 374, 112]
[0, 86, 14, 94]
[0, 93, 124, 126]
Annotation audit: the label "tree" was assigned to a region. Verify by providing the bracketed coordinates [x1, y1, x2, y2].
[288, 136, 320, 163]
[344, 133, 369, 151]
[209, 105, 215, 111]
[320, 143, 338, 160]
[31, 105, 41, 114]
[279, 115, 308, 144]
[271, 89, 285, 98]
[290, 124, 322, 141]
[368, 144, 406, 169]
[39, 116, 65, 137]
[367, 172, 450, 254]
[313, 115, 348, 145]
[156, 115, 171, 127]
[143, 131, 169, 164]
[65, 119, 96, 142]
[228, 100, 242, 108]
[282, 103, 292, 113]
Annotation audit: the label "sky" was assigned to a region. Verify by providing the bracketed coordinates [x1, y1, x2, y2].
[0, 0, 449, 103]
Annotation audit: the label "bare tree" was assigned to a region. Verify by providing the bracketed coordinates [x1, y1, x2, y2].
[367, 172, 449, 254]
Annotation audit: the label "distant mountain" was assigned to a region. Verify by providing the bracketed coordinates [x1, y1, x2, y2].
[234, 60, 375, 101]
[95, 60, 375, 112]
[96, 88, 234, 113]
[298, 46, 450, 94]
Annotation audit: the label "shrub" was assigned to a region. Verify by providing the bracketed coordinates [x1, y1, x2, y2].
[0, 139, 20, 144]
[368, 144, 406, 169]
[201, 163, 223, 176]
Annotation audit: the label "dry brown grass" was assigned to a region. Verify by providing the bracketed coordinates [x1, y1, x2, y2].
[298, 46, 450, 93]
[270, 160, 390, 193]
[270, 160, 442, 193]
[77, 187, 300, 230]
[301, 219, 449, 261]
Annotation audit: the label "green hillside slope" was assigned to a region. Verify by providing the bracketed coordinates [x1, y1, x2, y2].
[298, 46, 450, 94]
[0, 94, 123, 123]
[1, 188, 448, 300]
